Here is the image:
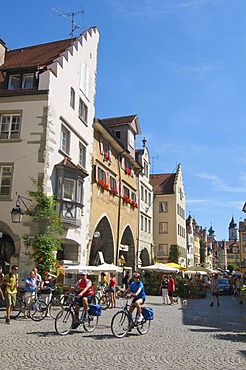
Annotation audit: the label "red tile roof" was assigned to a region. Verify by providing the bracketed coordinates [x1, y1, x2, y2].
[0, 38, 76, 71]
[150, 173, 175, 195]
[101, 115, 137, 126]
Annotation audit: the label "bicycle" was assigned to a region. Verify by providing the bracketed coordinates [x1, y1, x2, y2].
[40, 287, 63, 319]
[5, 291, 48, 321]
[111, 296, 152, 338]
[55, 294, 100, 336]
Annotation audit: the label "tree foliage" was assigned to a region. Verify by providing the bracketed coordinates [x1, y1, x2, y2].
[24, 180, 64, 277]
[168, 245, 182, 264]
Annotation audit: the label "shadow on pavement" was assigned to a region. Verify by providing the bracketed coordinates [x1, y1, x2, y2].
[182, 295, 246, 343]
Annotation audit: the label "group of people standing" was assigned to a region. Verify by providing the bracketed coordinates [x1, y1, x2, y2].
[159, 274, 175, 305]
[0, 265, 57, 324]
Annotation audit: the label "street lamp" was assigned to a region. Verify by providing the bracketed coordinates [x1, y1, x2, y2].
[10, 193, 31, 223]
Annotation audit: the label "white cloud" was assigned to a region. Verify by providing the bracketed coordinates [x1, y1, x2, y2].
[198, 172, 246, 193]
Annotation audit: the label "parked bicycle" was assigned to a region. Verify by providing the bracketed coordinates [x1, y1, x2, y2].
[99, 287, 125, 310]
[40, 287, 63, 319]
[111, 296, 153, 338]
[8, 291, 48, 321]
[55, 293, 101, 336]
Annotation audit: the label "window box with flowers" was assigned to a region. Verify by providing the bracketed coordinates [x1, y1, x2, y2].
[97, 179, 109, 191]
[125, 167, 132, 175]
[110, 188, 118, 196]
[123, 195, 131, 204]
[104, 152, 112, 162]
[130, 200, 138, 209]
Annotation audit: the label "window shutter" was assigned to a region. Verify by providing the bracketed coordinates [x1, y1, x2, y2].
[106, 171, 110, 185]
[99, 136, 104, 155]
[94, 163, 98, 182]
[121, 157, 125, 170]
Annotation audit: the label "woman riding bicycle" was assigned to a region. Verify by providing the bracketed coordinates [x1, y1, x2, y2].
[125, 272, 146, 322]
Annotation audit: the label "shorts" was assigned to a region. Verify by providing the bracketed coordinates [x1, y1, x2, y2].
[212, 292, 219, 297]
[78, 294, 94, 306]
[108, 287, 115, 293]
[5, 293, 17, 307]
[168, 291, 173, 297]
[132, 297, 145, 304]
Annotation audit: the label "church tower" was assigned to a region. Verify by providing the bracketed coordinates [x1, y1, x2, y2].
[228, 216, 238, 241]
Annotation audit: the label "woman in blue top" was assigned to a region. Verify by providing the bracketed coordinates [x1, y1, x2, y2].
[126, 272, 146, 322]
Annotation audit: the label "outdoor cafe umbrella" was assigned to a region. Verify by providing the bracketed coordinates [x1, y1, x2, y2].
[165, 262, 186, 271]
[184, 265, 210, 274]
[139, 263, 179, 273]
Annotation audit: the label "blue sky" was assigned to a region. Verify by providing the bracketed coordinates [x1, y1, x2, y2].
[1, 0, 246, 240]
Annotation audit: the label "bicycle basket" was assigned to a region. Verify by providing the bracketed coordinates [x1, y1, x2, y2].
[142, 307, 154, 320]
[88, 304, 102, 316]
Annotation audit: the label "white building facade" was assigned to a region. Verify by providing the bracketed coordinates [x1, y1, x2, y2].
[0, 29, 99, 283]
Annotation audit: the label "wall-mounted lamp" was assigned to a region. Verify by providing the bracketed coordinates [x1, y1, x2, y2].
[10, 193, 31, 223]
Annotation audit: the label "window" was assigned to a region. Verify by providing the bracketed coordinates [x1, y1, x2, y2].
[22, 74, 34, 89]
[70, 88, 75, 109]
[131, 192, 136, 202]
[110, 176, 117, 191]
[60, 126, 70, 154]
[243, 235, 246, 241]
[0, 165, 13, 197]
[0, 114, 21, 139]
[123, 185, 130, 197]
[79, 142, 86, 168]
[8, 73, 35, 90]
[128, 129, 134, 148]
[115, 130, 121, 139]
[64, 178, 76, 201]
[159, 222, 168, 234]
[80, 62, 90, 99]
[143, 160, 148, 177]
[8, 75, 21, 90]
[158, 244, 168, 256]
[159, 201, 168, 213]
[79, 98, 88, 124]
[98, 167, 106, 183]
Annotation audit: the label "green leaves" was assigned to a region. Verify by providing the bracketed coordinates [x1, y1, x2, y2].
[24, 179, 64, 277]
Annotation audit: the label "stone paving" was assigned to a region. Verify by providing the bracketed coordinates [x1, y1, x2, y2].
[0, 294, 246, 370]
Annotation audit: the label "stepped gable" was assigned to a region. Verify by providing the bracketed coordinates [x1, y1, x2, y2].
[149, 173, 175, 195]
[0, 27, 98, 89]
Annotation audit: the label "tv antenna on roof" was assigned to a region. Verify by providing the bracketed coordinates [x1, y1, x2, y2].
[51, 6, 84, 37]
[150, 155, 159, 174]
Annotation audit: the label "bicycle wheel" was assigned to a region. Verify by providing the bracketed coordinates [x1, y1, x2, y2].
[99, 294, 110, 310]
[111, 311, 130, 338]
[29, 298, 47, 321]
[49, 296, 63, 319]
[137, 319, 151, 335]
[10, 297, 23, 319]
[55, 308, 74, 335]
[83, 313, 98, 332]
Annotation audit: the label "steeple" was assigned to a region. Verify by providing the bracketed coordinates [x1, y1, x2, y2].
[228, 216, 238, 241]
[208, 223, 215, 237]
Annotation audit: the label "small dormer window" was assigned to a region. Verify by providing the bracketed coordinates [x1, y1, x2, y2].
[8, 73, 35, 90]
[22, 74, 34, 89]
[8, 75, 21, 90]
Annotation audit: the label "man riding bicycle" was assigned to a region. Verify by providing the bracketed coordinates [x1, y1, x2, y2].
[125, 272, 146, 322]
[71, 271, 94, 328]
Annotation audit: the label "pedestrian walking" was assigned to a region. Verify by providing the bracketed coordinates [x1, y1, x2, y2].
[168, 275, 175, 305]
[2, 264, 19, 324]
[210, 274, 220, 306]
[0, 266, 5, 302]
[108, 273, 116, 308]
[159, 274, 169, 304]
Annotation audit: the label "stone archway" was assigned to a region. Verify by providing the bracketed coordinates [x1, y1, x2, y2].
[0, 221, 21, 273]
[89, 216, 114, 265]
[120, 226, 135, 270]
[140, 247, 151, 267]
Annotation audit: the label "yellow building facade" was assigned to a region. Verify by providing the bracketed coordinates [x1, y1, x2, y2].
[88, 116, 141, 270]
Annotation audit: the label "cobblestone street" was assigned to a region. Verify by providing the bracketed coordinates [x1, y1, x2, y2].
[0, 294, 245, 370]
